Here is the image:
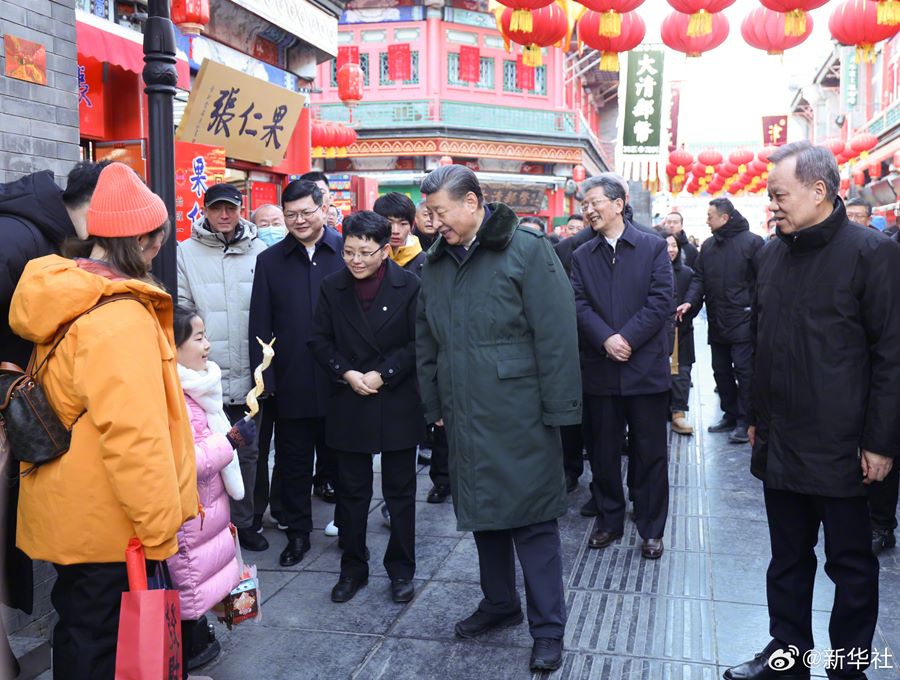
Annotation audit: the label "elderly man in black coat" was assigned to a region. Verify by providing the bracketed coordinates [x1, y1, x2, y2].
[725, 141, 900, 680]
[310, 211, 423, 605]
[683, 197, 763, 445]
[249, 180, 346, 567]
[571, 174, 674, 561]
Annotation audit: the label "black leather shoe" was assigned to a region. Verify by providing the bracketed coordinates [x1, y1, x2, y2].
[390, 578, 415, 603]
[723, 641, 810, 680]
[237, 527, 269, 552]
[641, 538, 664, 559]
[873, 527, 896, 555]
[580, 498, 598, 517]
[729, 426, 750, 444]
[708, 417, 737, 433]
[427, 485, 451, 503]
[331, 575, 368, 603]
[588, 529, 623, 549]
[454, 608, 524, 638]
[279, 536, 310, 567]
[322, 481, 337, 503]
[565, 474, 579, 493]
[530, 638, 563, 671]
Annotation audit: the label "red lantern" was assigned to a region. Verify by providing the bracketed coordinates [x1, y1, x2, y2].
[758, 0, 827, 37]
[577, 10, 645, 71]
[852, 169, 866, 186]
[850, 131, 878, 156]
[337, 63, 364, 108]
[666, 0, 735, 36]
[500, 3, 569, 66]
[749, 159, 769, 176]
[830, 0, 900, 64]
[720, 161, 739, 176]
[666, 163, 679, 177]
[669, 148, 694, 174]
[495, 0, 556, 32]
[171, 0, 210, 35]
[573, 0, 645, 37]
[311, 123, 324, 149]
[870, 162, 883, 179]
[661, 10, 729, 56]
[573, 164, 587, 181]
[840, 176, 851, 193]
[824, 137, 846, 157]
[893, 150, 900, 169]
[697, 148, 723, 167]
[742, 6, 813, 54]
[874, 0, 900, 26]
[758, 146, 780, 164]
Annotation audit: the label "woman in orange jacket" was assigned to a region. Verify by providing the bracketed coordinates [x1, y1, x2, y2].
[8, 163, 198, 680]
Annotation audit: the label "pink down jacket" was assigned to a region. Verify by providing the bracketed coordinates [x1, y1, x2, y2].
[167, 395, 240, 620]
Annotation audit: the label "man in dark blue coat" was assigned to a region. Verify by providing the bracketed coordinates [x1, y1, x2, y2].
[249, 180, 345, 567]
[571, 174, 674, 560]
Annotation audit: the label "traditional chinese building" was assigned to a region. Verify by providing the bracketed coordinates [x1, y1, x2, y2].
[310, 0, 615, 225]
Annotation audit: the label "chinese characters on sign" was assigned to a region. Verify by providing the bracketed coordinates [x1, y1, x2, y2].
[176, 59, 307, 166]
[762, 115, 788, 147]
[622, 46, 665, 156]
[174, 142, 227, 242]
[77, 59, 106, 139]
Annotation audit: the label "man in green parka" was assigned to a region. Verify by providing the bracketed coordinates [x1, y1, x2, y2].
[415, 165, 581, 672]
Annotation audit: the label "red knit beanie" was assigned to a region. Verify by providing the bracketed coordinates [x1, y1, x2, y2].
[87, 162, 169, 237]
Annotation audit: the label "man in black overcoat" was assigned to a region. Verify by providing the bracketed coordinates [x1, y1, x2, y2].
[725, 141, 900, 680]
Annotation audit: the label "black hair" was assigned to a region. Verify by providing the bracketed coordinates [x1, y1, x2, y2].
[63, 220, 169, 282]
[373, 192, 416, 225]
[420, 165, 484, 207]
[709, 197, 735, 217]
[845, 198, 873, 216]
[667, 211, 684, 224]
[173, 303, 201, 348]
[299, 171, 329, 186]
[342, 210, 391, 246]
[519, 216, 545, 231]
[581, 174, 627, 204]
[62, 160, 111, 208]
[282, 179, 323, 207]
[567, 214, 584, 223]
[666, 232, 683, 255]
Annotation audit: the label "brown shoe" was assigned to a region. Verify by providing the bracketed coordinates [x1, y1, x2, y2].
[671, 412, 694, 435]
[588, 529, 623, 549]
[641, 538, 663, 560]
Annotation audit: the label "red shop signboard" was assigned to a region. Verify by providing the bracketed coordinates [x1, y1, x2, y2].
[174, 141, 226, 242]
[78, 58, 106, 139]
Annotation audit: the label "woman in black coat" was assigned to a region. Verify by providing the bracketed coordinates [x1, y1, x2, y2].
[309, 211, 424, 605]
[667, 234, 699, 435]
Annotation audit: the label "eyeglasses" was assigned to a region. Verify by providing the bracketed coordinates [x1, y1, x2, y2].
[284, 206, 322, 221]
[580, 197, 613, 213]
[342, 245, 385, 261]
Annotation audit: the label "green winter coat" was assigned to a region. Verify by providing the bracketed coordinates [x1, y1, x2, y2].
[415, 203, 581, 532]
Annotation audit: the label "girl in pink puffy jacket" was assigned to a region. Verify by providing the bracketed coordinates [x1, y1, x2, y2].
[170, 304, 254, 678]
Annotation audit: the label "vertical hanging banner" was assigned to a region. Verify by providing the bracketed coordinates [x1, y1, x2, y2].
[388, 43, 411, 81]
[337, 45, 359, 69]
[762, 115, 788, 146]
[516, 54, 535, 91]
[174, 141, 227, 242]
[668, 81, 681, 154]
[621, 45, 665, 156]
[78, 59, 106, 139]
[459, 45, 480, 83]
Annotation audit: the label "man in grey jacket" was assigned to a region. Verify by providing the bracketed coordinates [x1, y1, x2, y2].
[177, 183, 269, 551]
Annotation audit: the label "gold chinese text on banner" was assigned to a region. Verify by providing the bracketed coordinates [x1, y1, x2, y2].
[762, 115, 788, 147]
[176, 59, 308, 166]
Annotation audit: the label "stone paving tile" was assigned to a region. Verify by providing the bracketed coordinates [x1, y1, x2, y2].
[560, 654, 721, 680]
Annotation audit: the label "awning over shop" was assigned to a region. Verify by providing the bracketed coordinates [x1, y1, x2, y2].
[862, 136, 900, 169]
[76, 10, 190, 90]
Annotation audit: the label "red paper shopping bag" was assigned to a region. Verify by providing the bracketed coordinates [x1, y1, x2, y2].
[115, 538, 183, 680]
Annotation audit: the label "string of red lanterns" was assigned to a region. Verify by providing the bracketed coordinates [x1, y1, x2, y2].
[311, 122, 358, 158]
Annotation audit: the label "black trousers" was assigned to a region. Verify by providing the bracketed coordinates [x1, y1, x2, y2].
[586, 392, 669, 539]
[51, 562, 129, 680]
[764, 487, 878, 677]
[253, 397, 283, 522]
[223, 404, 261, 529]
[562, 399, 591, 482]
[709, 341, 753, 428]
[428, 424, 450, 489]
[867, 463, 900, 532]
[275, 417, 334, 538]
[473, 519, 566, 640]
[670, 362, 693, 413]
[337, 448, 416, 581]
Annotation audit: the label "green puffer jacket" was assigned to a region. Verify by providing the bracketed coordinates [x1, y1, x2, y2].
[416, 203, 581, 532]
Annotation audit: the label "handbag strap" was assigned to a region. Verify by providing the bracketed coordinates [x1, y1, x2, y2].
[32, 294, 141, 378]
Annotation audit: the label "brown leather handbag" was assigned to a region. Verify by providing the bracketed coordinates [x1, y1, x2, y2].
[0, 294, 139, 468]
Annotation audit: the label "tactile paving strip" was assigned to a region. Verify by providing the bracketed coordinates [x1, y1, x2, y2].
[534, 654, 721, 680]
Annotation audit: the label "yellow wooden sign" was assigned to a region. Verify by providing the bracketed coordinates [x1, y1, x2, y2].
[176, 59, 307, 166]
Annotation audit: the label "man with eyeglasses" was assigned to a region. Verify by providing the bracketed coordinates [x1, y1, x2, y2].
[249, 180, 345, 567]
[177, 182, 269, 553]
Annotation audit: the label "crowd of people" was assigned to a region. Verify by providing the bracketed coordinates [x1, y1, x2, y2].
[0, 140, 899, 679]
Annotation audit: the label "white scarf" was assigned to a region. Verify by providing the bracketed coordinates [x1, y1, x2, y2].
[177, 360, 245, 500]
[177, 361, 232, 435]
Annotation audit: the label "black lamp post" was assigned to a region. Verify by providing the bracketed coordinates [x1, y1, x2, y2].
[143, 0, 178, 293]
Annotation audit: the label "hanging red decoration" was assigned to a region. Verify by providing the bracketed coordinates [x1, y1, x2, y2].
[388, 44, 412, 81]
[669, 148, 694, 174]
[869, 161, 884, 179]
[459, 45, 481, 83]
[742, 6, 813, 54]
[661, 10, 729, 56]
[874, 0, 900, 26]
[337, 46, 360, 70]
[171, 0, 210, 35]
[573, 164, 587, 181]
[830, 0, 900, 63]
[758, 145, 780, 164]
[852, 169, 866, 186]
[500, 3, 568, 66]
[495, 0, 556, 33]
[573, 0, 645, 37]
[697, 148, 723, 167]
[665, 0, 735, 37]
[516, 54, 536, 89]
[337, 63, 364, 107]
[849, 131, 878, 157]
[758, 0, 827, 37]
[577, 10, 645, 71]
[824, 137, 846, 157]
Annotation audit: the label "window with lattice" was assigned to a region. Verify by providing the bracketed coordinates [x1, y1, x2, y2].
[447, 54, 495, 90]
[502, 60, 547, 95]
[379, 51, 420, 85]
